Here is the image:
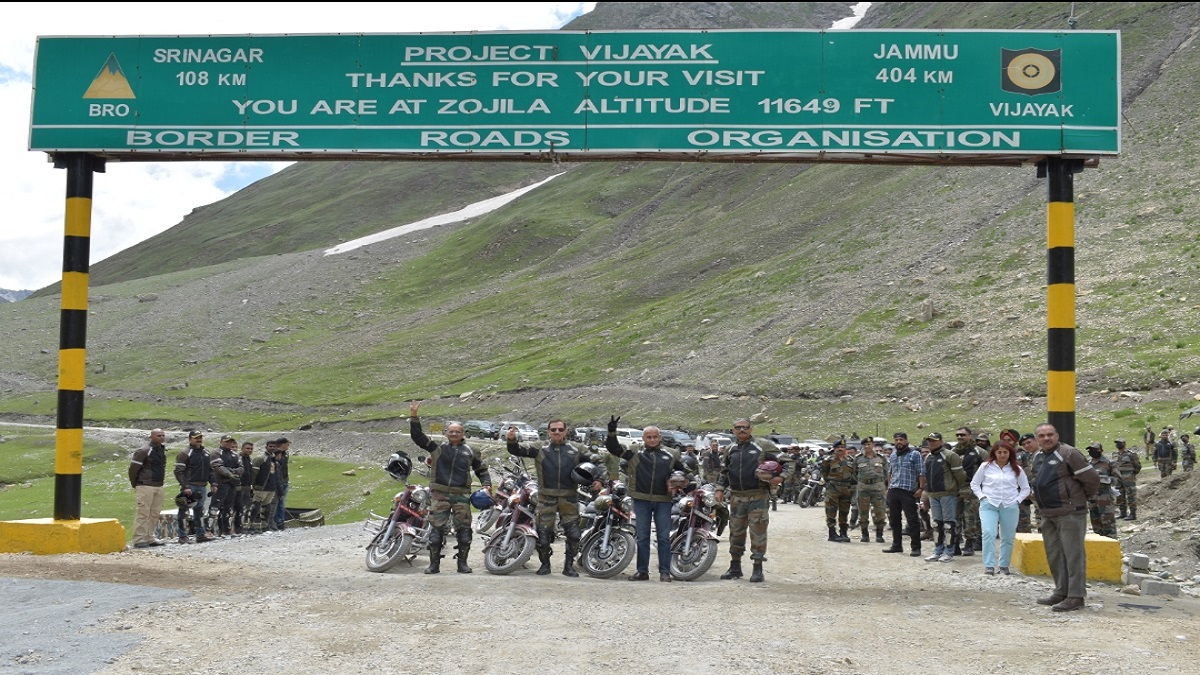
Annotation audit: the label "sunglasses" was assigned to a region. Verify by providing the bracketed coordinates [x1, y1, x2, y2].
[549, 428, 566, 432]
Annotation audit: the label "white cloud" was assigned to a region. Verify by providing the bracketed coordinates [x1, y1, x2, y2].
[0, 2, 595, 290]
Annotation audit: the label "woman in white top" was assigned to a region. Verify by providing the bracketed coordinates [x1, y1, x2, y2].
[970, 429, 1031, 575]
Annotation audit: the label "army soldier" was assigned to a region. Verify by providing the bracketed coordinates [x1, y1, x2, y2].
[821, 439, 858, 542]
[1154, 429, 1178, 478]
[1112, 439, 1141, 520]
[853, 438, 888, 543]
[1084, 442, 1118, 538]
[714, 418, 778, 582]
[1015, 433, 1037, 533]
[1180, 433, 1196, 472]
[954, 430, 987, 556]
[410, 402, 492, 574]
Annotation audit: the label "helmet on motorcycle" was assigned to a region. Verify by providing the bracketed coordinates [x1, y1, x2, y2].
[680, 453, 699, 474]
[571, 462, 599, 486]
[385, 453, 412, 481]
[666, 470, 689, 493]
[470, 489, 494, 510]
[755, 460, 783, 482]
[610, 481, 628, 498]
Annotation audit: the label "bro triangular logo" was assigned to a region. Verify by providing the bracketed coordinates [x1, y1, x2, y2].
[83, 53, 135, 99]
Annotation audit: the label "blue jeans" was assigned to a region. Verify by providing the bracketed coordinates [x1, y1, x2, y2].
[274, 483, 289, 529]
[633, 498, 673, 574]
[978, 498, 1018, 569]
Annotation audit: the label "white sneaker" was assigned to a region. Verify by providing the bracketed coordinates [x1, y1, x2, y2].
[938, 553, 954, 562]
[925, 552, 942, 562]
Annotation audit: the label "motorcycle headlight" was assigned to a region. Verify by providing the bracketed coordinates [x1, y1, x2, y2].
[508, 493, 521, 506]
[679, 496, 694, 513]
[595, 495, 611, 511]
[703, 492, 717, 508]
[621, 496, 634, 511]
[411, 487, 430, 505]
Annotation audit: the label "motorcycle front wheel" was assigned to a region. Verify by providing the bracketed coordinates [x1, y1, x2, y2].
[670, 533, 719, 581]
[797, 486, 812, 508]
[579, 529, 635, 579]
[365, 529, 413, 573]
[484, 533, 536, 575]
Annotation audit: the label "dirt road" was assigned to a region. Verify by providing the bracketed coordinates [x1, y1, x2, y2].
[2, 504, 1197, 674]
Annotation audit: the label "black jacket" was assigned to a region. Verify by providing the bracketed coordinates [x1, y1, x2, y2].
[607, 436, 684, 502]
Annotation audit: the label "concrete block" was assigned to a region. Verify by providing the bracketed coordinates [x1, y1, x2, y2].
[1012, 532, 1123, 583]
[1140, 579, 1181, 597]
[1128, 552, 1152, 571]
[0, 518, 126, 554]
[1123, 570, 1158, 586]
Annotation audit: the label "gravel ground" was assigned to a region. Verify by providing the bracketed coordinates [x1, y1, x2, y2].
[2, 505, 1199, 675]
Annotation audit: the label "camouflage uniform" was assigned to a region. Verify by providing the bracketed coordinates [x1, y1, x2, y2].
[955, 443, 986, 554]
[717, 440, 774, 562]
[1154, 437, 1177, 478]
[1112, 443, 1141, 520]
[821, 451, 858, 540]
[1181, 439, 1196, 472]
[1086, 448, 1118, 538]
[701, 445, 723, 485]
[853, 451, 888, 542]
[1015, 448, 1035, 533]
[412, 417, 491, 573]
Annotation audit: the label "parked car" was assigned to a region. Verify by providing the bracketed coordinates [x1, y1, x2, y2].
[575, 426, 608, 445]
[463, 420, 500, 440]
[660, 430, 694, 448]
[766, 433, 799, 447]
[499, 421, 539, 442]
[614, 427, 643, 449]
[701, 433, 734, 449]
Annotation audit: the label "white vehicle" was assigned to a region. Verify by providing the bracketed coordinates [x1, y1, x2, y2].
[702, 433, 734, 449]
[614, 428, 644, 449]
[500, 421, 539, 443]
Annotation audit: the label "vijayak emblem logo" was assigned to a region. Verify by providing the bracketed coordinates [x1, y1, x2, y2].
[83, 53, 135, 99]
[1001, 48, 1061, 95]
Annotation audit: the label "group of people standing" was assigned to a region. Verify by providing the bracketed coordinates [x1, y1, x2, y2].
[128, 429, 292, 547]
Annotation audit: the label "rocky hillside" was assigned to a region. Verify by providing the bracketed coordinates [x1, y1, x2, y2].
[6, 2, 1200, 437]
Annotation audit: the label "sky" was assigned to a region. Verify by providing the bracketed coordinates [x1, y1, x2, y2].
[0, 2, 596, 291]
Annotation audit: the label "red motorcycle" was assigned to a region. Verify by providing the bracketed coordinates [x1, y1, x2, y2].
[483, 475, 540, 574]
[578, 481, 636, 579]
[364, 454, 433, 573]
[668, 481, 721, 581]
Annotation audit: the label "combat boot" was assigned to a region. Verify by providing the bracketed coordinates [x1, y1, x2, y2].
[876, 525, 886, 543]
[535, 527, 554, 575]
[424, 547, 443, 574]
[828, 527, 840, 542]
[748, 561, 764, 583]
[562, 547, 579, 577]
[1126, 507, 1137, 521]
[1118, 505, 1128, 519]
[838, 526, 851, 543]
[454, 529, 473, 574]
[720, 559, 743, 580]
[860, 527, 870, 543]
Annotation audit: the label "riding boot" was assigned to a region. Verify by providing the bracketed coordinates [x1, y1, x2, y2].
[720, 558, 743, 580]
[535, 527, 554, 575]
[424, 528, 444, 574]
[860, 526, 870, 542]
[454, 529, 473, 574]
[562, 524, 581, 577]
[876, 525, 886, 543]
[748, 561, 764, 583]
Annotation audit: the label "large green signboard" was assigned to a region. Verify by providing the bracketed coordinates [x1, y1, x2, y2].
[29, 29, 1120, 164]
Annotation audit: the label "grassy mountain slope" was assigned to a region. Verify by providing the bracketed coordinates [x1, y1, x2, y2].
[6, 2, 1200, 438]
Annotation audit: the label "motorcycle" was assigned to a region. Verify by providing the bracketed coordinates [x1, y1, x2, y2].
[577, 481, 636, 579]
[363, 454, 434, 572]
[475, 458, 529, 536]
[796, 465, 824, 508]
[668, 481, 722, 581]
[483, 475, 540, 574]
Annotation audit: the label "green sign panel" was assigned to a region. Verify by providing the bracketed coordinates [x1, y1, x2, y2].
[29, 29, 1120, 163]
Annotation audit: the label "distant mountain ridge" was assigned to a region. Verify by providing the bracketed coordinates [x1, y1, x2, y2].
[7, 2, 1200, 435]
[0, 289, 32, 303]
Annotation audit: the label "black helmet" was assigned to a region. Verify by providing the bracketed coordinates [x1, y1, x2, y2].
[174, 491, 197, 509]
[385, 453, 412, 481]
[571, 462, 599, 486]
[680, 453, 699, 474]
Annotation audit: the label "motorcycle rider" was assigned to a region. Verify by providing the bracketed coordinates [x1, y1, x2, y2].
[507, 417, 593, 577]
[409, 401, 492, 574]
[607, 418, 687, 582]
[714, 418, 780, 583]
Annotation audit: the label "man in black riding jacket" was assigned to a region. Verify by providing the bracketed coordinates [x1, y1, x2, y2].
[607, 418, 686, 582]
[507, 417, 591, 577]
[714, 418, 779, 583]
[410, 401, 492, 574]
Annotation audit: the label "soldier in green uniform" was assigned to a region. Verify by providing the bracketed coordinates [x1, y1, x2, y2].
[714, 418, 779, 582]
[1084, 442, 1118, 539]
[1017, 433, 1039, 532]
[1181, 433, 1196, 472]
[821, 439, 858, 542]
[1112, 438, 1141, 520]
[853, 437, 888, 542]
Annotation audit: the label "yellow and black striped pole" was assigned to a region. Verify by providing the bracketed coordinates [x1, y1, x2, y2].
[1041, 158, 1083, 446]
[52, 153, 105, 520]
